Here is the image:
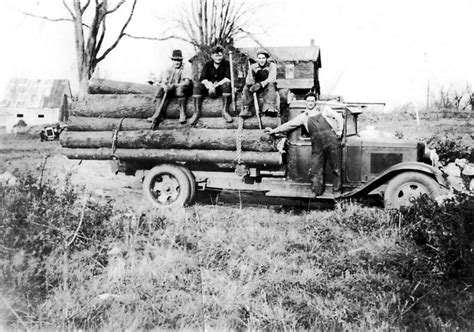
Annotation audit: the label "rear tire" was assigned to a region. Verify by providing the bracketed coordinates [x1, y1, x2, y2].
[384, 172, 441, 209]
[178, 166, 196, 205]
[143, 164, 191, 209]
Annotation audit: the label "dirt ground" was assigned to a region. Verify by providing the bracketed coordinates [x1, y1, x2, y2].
[1, 112, 472, 209]
[0, 135, 145, 208]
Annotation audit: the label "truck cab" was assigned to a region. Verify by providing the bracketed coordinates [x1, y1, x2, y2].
[279, 100, 447, 205]
[187, 100, 448, 209]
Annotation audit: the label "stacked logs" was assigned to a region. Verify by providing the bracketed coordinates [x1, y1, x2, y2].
[61, 79, 282, 166]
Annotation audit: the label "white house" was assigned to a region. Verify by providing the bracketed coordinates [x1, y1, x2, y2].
[0, 78, 71, 133]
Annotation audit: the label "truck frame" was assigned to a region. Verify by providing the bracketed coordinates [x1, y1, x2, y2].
[114, 100, 449, 209]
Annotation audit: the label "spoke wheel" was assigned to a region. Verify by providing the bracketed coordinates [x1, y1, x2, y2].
[384, 172, 441, 209]
[143, 165, 191, 209]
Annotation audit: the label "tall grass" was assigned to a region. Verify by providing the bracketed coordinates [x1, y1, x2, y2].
[1, 175, 473, 330]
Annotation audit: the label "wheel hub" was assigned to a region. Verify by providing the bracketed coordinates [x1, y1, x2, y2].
[151, 174, 180, 205]
[395, 182, 427, 204]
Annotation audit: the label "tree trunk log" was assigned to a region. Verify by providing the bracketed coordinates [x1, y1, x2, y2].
[60, 129, 274, 151]
[66, 116, 280, 131]
[71, 94, 155, 118]
[62, 148, 282, 166]
[88, 78, 156, 94]
[71, 94, 242, 118]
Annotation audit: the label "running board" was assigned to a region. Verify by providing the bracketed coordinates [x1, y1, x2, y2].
[194, 171, 338, 200]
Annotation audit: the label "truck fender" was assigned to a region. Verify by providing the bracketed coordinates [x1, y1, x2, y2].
[342, 162, 447, 198]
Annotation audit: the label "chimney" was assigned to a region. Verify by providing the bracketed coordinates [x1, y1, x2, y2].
[310, 39, 315, 46]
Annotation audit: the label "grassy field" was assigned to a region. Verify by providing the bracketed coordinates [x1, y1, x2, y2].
[359, 109, 473, 142]
[1, 110, 473, 329]
[1, 177, 473, 329]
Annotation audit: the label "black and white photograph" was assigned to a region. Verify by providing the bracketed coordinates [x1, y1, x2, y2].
[0, 0, 473, 329]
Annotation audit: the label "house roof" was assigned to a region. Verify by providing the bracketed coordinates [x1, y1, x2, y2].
[1, 78, 71, 108]
[238, 46, 321, 68]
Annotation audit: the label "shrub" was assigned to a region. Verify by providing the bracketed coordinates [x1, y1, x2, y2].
[394, 193, 474, 278]
[385, 193, 474, 329]
[0, 174, 115, 326]
[426, 132, 473, 163]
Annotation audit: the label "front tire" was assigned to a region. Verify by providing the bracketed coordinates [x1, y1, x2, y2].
[143, 164, 191, 209]
[384, 172, 441, 209]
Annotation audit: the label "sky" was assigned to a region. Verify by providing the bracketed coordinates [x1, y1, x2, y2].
[0, 0, 473, 109]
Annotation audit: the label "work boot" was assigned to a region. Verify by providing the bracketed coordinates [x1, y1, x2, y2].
[222, 95, 233, 123]
[311, 175, 324, 196]
[146, 97, 163, 122]
[178, 98, 187, 124]
[150, 98, 170, 129]
[189, 96, 202, 126]
[239, 106, 252, 118]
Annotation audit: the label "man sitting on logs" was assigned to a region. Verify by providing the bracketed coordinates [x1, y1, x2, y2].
[190, 45, 233, 125]
[240, 49, 278, 118]
[147, 49, 193, 126]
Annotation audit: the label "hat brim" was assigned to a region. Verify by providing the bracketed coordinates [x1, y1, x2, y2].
[171, 57, 183, 60]
[256, 51, 270, 58]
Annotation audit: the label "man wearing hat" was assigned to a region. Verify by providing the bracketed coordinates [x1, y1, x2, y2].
[240, 49, 278, 117]
[190, 45, 233, 125]
[266, 92, 344, 196]
[147, 49, 193, 125]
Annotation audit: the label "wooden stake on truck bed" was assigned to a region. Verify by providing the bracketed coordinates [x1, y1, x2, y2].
[229, 51, 237, 114]
[253, 92, 263, 130]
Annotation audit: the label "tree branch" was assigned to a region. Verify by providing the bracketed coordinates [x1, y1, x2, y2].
[86, 0, 107, 76]
[81, 0, 92, 14]
[175, 10, 199, 46]
[124, 33, 193, 44]
[96, 0, 137, 63]
[96, 19, 106, 55]
[210, 0, 217, 42]
[196, 0, 204, 45]
[63, 0, 75, 19]
[107, 0, 127, 14]
[23, 11, 72, 23]
[22, 11, 90, 28]
[203, 0, 208, 45]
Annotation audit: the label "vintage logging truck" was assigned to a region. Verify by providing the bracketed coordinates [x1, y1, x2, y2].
[60, 44, 448, 208]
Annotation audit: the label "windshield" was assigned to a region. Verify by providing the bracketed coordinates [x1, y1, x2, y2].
[296, 106, 360, 140]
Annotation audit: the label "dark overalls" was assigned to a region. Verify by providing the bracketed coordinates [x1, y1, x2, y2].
[307, 113, 342, 195]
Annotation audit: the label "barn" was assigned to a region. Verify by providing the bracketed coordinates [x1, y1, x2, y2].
[0, 78, 71, 133]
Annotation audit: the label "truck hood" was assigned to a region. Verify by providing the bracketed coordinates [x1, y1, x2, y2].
[347, 135, 420, 148]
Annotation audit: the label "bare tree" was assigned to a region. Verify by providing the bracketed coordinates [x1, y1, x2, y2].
[131, 0, 268, 83]
[23, 0, 138, 98]
[23, 0, 266, 96]
[130, 0, 265, 56]
[179, 0, 252, 51]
